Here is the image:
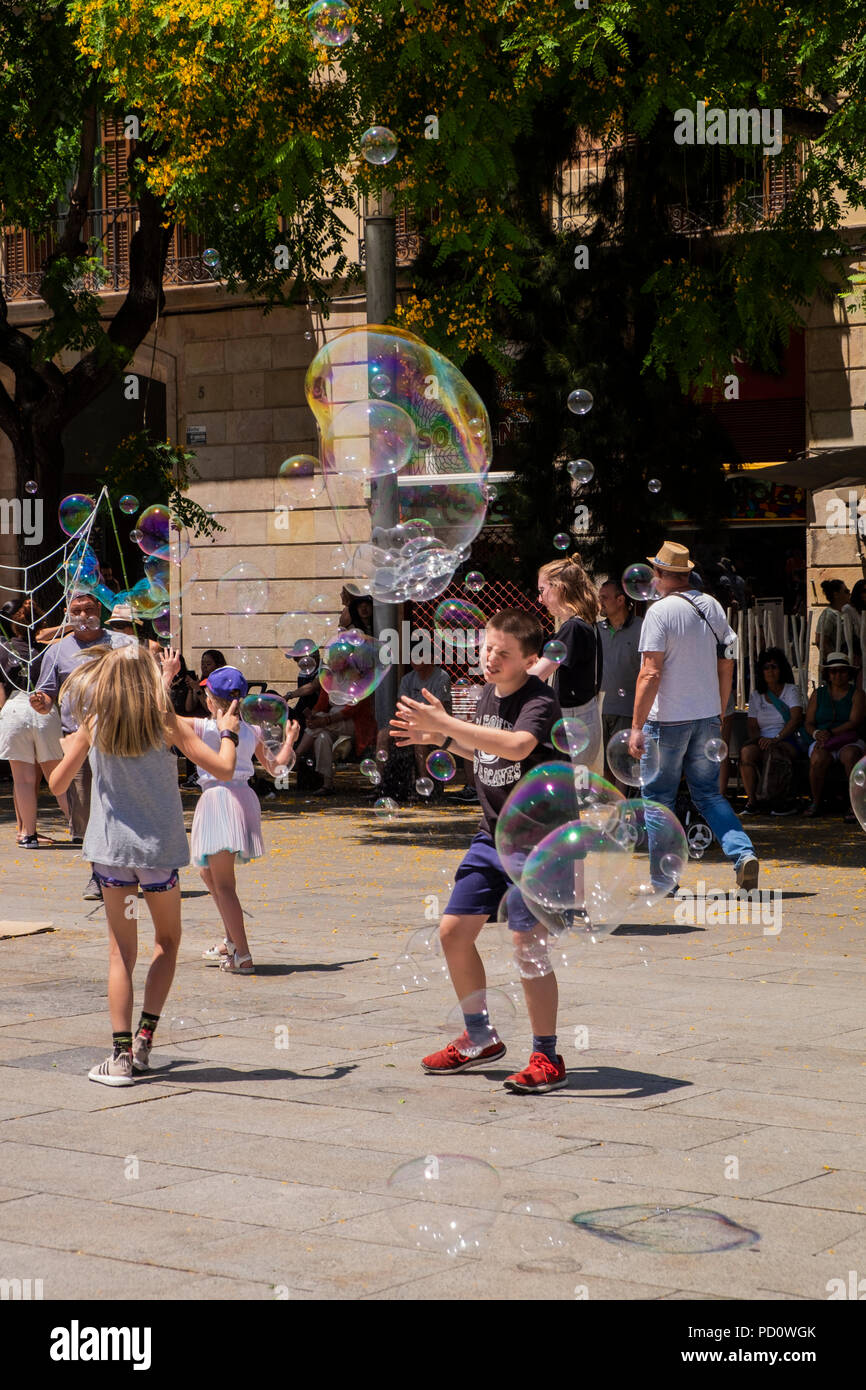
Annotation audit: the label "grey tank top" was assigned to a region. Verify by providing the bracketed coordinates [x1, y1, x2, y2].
[82, 740, 190, 869]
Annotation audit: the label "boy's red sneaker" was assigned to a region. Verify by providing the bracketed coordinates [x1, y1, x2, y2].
[503, 1052, 567, 1094]
[421, 1033, 506, 1074]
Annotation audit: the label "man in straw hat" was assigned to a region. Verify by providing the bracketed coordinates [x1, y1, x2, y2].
[628, 540, 759, 892]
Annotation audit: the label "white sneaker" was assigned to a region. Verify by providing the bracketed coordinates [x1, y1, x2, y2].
[88, 1052, 134, 1086]
[735, 856, 760, 891]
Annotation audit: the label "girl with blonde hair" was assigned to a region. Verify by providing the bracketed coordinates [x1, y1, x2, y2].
[531, 551, 604, 772]
[49, 645, 241, 1086]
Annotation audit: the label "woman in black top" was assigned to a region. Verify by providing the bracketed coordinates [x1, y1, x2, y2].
[530, 552, 603, 772]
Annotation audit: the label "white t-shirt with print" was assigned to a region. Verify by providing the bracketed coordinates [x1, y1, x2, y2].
[639, 589, 736, 723]
[747, 683, 802, 737]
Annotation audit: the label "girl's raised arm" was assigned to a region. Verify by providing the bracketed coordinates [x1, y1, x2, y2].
[49, 725, 92, 796]
[166, 702, 240, 781]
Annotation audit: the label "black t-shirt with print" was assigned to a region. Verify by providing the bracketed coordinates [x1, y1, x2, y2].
[553, 615, 602, 709]
[472, 675, 563, 836]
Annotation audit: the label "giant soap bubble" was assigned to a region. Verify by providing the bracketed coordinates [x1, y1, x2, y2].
[495, 764, 625, 887]
[306, 326, 492, 604]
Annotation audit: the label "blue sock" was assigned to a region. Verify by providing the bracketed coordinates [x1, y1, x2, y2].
[463, 1010, 492, 1046]
[532, 1034, 558, 1063]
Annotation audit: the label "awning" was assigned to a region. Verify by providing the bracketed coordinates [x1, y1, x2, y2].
[725, 448, 866, 492]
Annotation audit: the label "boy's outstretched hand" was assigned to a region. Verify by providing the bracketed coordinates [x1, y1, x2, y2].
[390, 690, 447, 745]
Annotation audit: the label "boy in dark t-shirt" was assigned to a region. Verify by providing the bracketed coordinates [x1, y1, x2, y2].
[391, 609, 568, 1094]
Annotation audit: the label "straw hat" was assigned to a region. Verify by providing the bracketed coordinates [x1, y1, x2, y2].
[822, 651, 855, 670]
[646, 541, 695, 572]
[106, 603, 141, 628]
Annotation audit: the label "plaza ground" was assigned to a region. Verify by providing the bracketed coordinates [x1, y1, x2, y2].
[0, 777, 864, 1301]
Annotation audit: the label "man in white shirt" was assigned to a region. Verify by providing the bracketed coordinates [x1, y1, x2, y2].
[628, 541, 759, 892]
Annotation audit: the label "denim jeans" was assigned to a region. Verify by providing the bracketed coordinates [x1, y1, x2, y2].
[641, 717, 755, 882]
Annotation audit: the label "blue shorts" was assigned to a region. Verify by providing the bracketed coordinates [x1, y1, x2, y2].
[92, 864, 180, 893]
[445, 832, 539, 933]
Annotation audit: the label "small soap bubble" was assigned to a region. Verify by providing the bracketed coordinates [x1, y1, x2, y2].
[360, 757, 378, 779]
[415, 777, 434, 797]
[551, 716, 589, 757]
[426, 749, 457, 782]
[648, 478, 662, 494]
[24, 480, 38, 495]
[659, 853, 683, 880]
[360, 125, 398, 165]
[129, 528, 143, 543]
[606, 729, 660, 787]
[376, 748, 389, 763]
[297, 655, 317, 677]
[202, 247, 220, 268]
[464, 571, 485, 593]
[119, 494, 138, 514]
[374, 796, 399, 817]
[566, 459, 594, 485]
[567, 388, 593, 415]
[553, 532, 571, 551]
[543, 640, 567, 665]
[307, 0, 355, 47]
[304, 330, 314, 341]
[704, 737, 728, 763]
[622, 563, 655, 602]
[370, 371, 392, 398]
[59, 494, 96, 536]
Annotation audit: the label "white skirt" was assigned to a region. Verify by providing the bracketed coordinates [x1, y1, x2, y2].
[190, 782, 263, 867]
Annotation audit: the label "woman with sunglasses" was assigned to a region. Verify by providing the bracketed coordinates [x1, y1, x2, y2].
[740, 648, 804, 815]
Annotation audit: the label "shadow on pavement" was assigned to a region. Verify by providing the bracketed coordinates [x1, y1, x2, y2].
[145, 1060, 357, 1084]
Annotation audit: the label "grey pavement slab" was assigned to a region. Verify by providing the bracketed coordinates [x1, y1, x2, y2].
[1, 788, 865, 1300]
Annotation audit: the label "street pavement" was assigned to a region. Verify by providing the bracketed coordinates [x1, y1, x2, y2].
[0, 773, 864, 1301]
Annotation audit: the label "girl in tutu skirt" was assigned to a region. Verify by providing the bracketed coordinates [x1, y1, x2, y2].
[167, 657, 298, 975]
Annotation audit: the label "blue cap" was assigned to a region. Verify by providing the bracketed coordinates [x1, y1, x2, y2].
[200, 665, 248, 699]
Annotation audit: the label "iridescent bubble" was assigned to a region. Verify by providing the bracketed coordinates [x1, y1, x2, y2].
[505, 1189, 580, 1272]
[606, 728, 661, 787]
[153, 608, 172, 637]
[320, 628, 386, 708]
[433, 597, 486, 635]
[202, 247, 220, 268]
[571, 1205, 758, 1254]
[309, 594, 330, 611]
[374, 796, 399, 818]
[543, 640, 567, 665]
[217, 562, 269, 617]
[566, 459, 594, 485]
[360, 758, 379, 780]
[136, 504, 173, 559]
[464, 571, 485, 593]
[415, 777, 434, 797]
[520, 821, 633, 924]
[167, 1013, 213, 1052]
[610, 799, 687, 907]
[323, 399, 417, 480]
[622, 563, 656, 602]
[376, 748, 389, 763]
[360, 125, 398, 165]
[704, 737, 728, 763]
[240, 693, 288, 751]
[553, 533, 571, 551]
[278, 454, 322, 509]
[567, 388, 594, 415]
[59, 494, 96, 537]
[129, 529, 142, 543]
[298, 655, 317, 677]
[307, 0, 354, 46]
[494, 764, 624, 886]
[551, 716, 589, 758]
[648, 478, 662, 494]
[850, 756, 866, 831]
[24, 480, 38, 495]
[119, 494, 138, 514]
[276, 610, 333, 655]
[426, 749, 457, 782]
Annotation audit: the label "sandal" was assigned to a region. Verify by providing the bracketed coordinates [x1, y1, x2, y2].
[220, 949, 254, 975]
[202, 939, 231, 964]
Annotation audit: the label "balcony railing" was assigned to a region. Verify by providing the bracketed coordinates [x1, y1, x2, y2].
[1, 204, 215, 302]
